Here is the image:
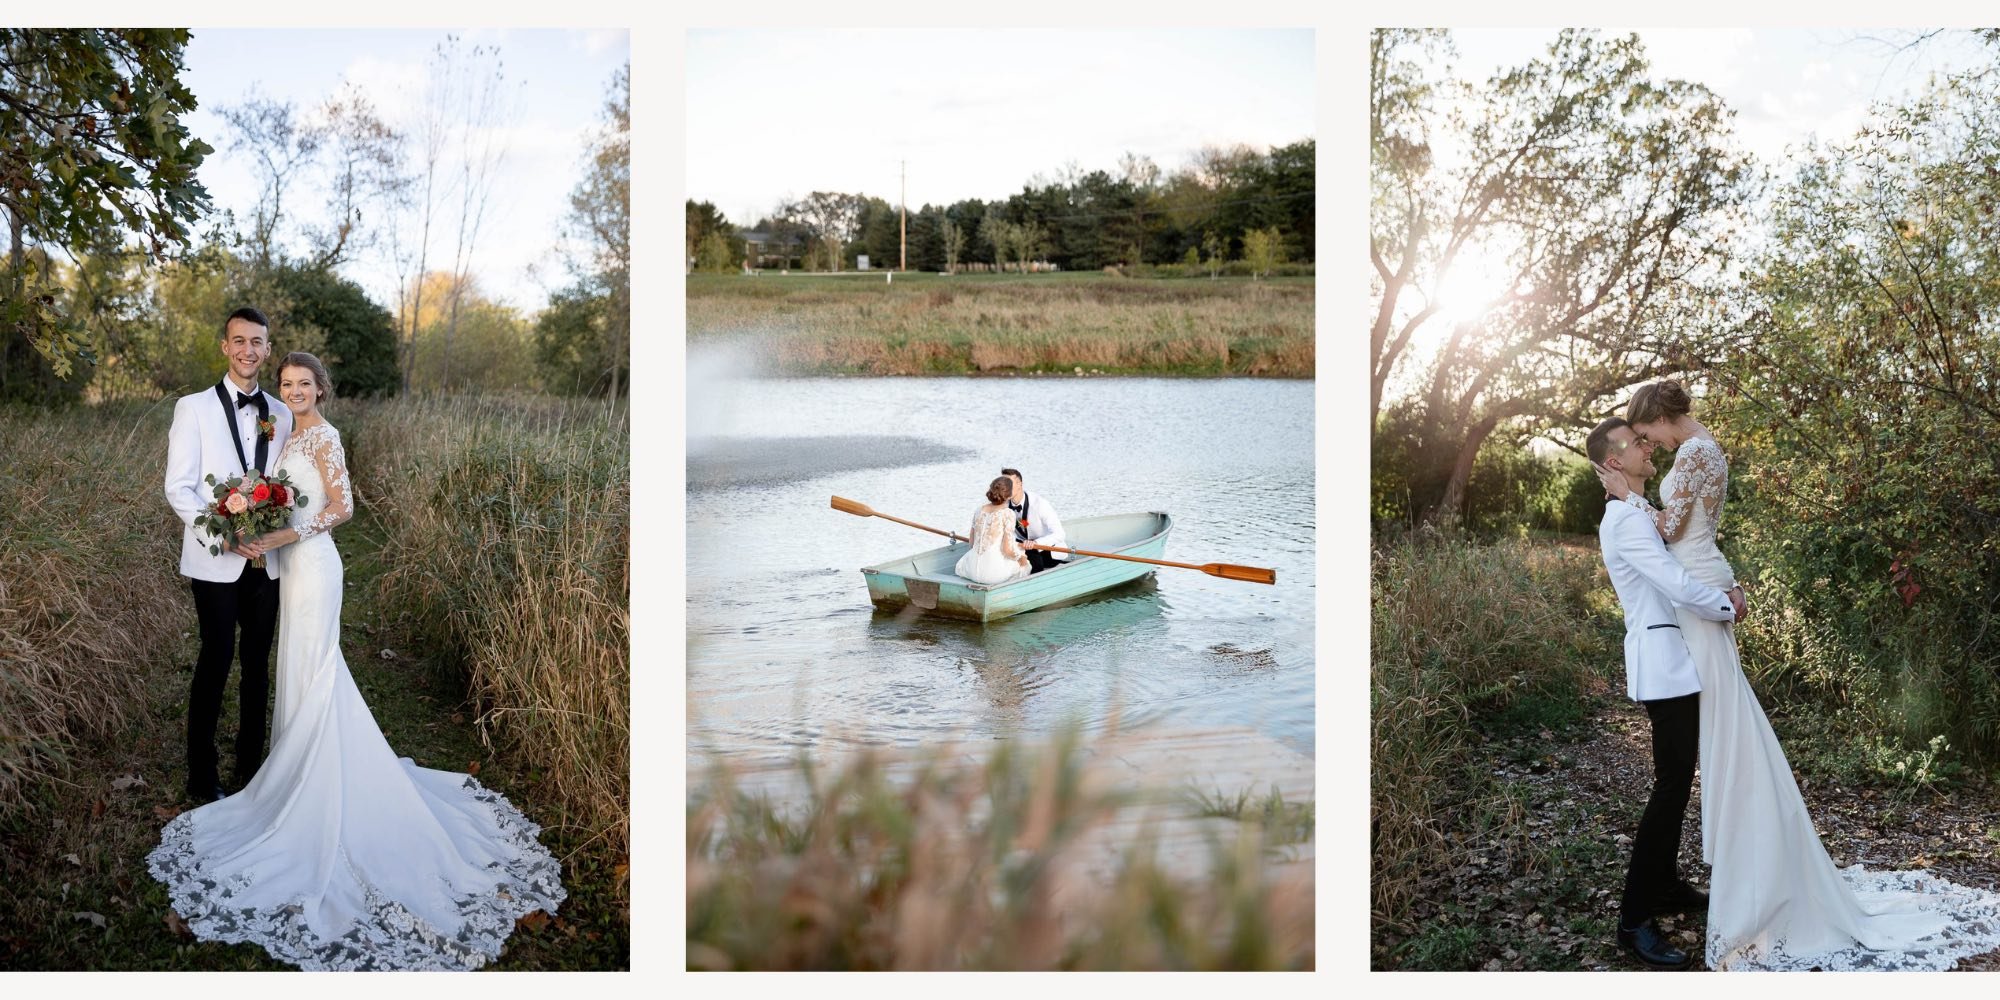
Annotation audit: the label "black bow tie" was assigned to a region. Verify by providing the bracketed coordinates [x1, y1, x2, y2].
[235, 390, 259, 409]
[1008, 502, 1022, 512]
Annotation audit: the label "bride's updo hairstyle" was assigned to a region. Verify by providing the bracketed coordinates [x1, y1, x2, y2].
[986, 476, 1014, 505]
[1627, 378, 1693, 427]
[277, 351, 335, 405]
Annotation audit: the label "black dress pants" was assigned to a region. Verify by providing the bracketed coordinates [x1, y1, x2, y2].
[1026, 547, 1064, 574]
[1620, 690, 1700, 928]
[187, 564, 279, 790]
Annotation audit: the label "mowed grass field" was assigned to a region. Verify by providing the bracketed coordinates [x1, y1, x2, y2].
[686, 271, 1314, 377]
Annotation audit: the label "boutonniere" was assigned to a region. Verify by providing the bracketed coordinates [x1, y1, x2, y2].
[257, 414, 276, 442]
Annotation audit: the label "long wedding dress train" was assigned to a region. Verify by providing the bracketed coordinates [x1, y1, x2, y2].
[148, 422, 565, 970]
[1651, 436, 2000, 970]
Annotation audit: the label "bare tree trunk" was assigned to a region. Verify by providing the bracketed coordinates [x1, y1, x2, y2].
[390, 37, 471, 397]
[439, 45, 510, 394]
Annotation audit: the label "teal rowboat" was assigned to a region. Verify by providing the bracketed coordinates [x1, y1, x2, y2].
[860, 512, 1172, 623]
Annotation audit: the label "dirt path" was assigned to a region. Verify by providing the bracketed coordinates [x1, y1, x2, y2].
[0, 508, 627, 970]
[1374, 695, 2000, 971]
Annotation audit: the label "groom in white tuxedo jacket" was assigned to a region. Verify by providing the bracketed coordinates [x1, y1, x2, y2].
[1590, 417, 1742, 969]
[163, 308, 294, 803]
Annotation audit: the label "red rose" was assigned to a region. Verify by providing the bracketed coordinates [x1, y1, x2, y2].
[272, 485, 289, 504]
[216, 500, 229, 515]
[252, 483, 272, 503]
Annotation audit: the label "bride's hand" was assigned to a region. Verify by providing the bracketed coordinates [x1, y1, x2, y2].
[1592, 461, 1623, 497]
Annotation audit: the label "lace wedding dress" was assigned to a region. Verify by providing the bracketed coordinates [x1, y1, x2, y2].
[148, 421, 565, 971]
[1640, 435, 2000, 970]
[954, 505, 1031, 586]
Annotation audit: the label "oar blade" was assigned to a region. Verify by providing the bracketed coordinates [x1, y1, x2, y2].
[1207, 563, 1277, 585]
[830, 495, 873, 517]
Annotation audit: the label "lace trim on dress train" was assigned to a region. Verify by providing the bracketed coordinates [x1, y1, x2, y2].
[145, 776, 567, 971]
[1707, 865, 2000, 971]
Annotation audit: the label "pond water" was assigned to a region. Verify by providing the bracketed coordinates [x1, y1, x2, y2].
[686, 371, 1315, 760]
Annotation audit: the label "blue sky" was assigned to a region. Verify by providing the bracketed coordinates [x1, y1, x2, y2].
[686, 28, 1315, 229]
[180, 27, 628, 310]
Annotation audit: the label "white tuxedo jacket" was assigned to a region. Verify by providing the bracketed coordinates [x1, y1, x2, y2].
[164, 379, 294, 582]
[1015, 489, 1069, 562]
[1598, 499, 1737, 701]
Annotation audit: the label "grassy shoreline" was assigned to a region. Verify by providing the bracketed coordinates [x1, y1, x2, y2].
[687, 272, 1315, 378]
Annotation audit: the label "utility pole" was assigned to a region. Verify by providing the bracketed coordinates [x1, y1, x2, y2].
[900, 159, 907, 272]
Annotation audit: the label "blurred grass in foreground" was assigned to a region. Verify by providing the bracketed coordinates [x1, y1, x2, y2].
[688, 729, 1314, 971]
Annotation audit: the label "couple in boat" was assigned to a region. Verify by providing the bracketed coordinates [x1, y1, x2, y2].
[954, 467, 1068, 586]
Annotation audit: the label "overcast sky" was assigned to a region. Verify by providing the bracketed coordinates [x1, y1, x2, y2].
[1442, 28, 1995, 173]
[180, 27, 628, 311]
[685, 28, 1315, 228]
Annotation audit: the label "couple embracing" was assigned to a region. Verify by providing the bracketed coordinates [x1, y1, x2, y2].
[1594, 379, 2000, 971]
[149, 308, 563, 970]
[955, 467, 1068, 586]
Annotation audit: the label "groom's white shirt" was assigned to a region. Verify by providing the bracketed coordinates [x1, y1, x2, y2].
[164, 377, 294, 582]
[1018, 489, 1069, 561]
[1599, 498, 1737, 701]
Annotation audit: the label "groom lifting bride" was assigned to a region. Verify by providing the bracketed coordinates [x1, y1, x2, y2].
[1589, 416, 1740, 969]
[1586, 379, 2000, 972]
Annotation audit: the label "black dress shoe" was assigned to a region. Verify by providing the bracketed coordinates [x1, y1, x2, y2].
[184, 781, 225, 804]
[1617, 919, 1693, 969]
[1654, 882, 1709, 916]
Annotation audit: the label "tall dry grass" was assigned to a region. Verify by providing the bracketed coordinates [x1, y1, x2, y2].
[1370, 528, 1615, 930]
[688, 729, 1314, 970]
[686, 273, 1314, 376]
[0, 402, 188, 816]
[345, 396, 629, 855]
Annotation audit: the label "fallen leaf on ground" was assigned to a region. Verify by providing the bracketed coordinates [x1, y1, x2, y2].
[111, 775, 147, 792]
[467, 761, 480, 776]
[517, 911, 549, 932]
[154, 805, 182, 822]
[62, 853, 81, 867]
[72, 911, 106, 929]
[164, 909, 193, 939]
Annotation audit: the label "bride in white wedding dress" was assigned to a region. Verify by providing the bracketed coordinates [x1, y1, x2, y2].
[1605, 379, 2000, 971]
[954, 475, 1034, 586]
[147, 352, 564, 971]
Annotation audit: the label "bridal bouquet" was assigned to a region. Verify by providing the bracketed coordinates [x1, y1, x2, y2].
[194, 469, 308, 568]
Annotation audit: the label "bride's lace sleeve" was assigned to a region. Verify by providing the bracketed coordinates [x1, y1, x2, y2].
[1656, 438, 1724, 542]
[296, 427, 353, 540]
[999, 516, 1023, 561]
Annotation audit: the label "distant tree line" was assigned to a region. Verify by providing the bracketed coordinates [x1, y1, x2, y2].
[686, 138, 1313, 276]
[0, 29, 629, 405]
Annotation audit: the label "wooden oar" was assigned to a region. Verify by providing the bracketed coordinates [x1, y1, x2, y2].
[1024, 541, 1277, 585]
[830, 495, 966, 542]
